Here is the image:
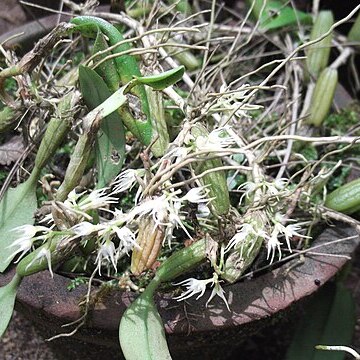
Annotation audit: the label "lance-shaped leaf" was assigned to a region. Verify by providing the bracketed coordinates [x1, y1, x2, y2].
[285, 282, 355, 360]
[0, 175, 38, 272]
[134, 66, 185, 91]
[0, 273, 22, 337]
[93, 30, 121, 93]
[120, 238, 212, 360]
[79, 65, 125, 188]
[119, 283, 172, 360]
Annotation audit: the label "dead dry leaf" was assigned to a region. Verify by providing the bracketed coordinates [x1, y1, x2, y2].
[0, 136, 25, 166]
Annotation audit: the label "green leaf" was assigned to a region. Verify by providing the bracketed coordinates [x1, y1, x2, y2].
[285, 282, 356, 360]
[134, 66, 185, 90]
[0, 175, 38, 272]
[93, 29, 121, 93]
[119, 286, 172, 360]
[246, 0, 312, 30]
[79, 65, 126, 188]
[119, 239, 211, 360]
[261, 2, 312, 30]
[0, 274, 22, 337]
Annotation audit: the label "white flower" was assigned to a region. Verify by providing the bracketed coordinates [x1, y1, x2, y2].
[129, 193, 193, 247]
[181, 187, 209, 204]
[8, 225, 50, 262]
[174, 277, 213, 301]
[282, 223, 310, 252]
[25, 247, 54, 277]
[95, 240, 118, 275]
[174, 274, 230, 311]
[167, 146, 189, 164]
[113, 226, 139, 253]
[71, 222, 102, 237]
[113, 169, 140, 193]
[206, 279, 230, 311]
[273, 178, 288, 190]
[7, 238, 33, 263]
[78, 188, 117, 212]
[194, 127, 234, 152]
[12, 224, 49, 239]
[238, 181, 257, 203]
[266, 230, 282, 264]
[131, 194, 177, 229]
[196, 203, 211, 219]
[67, 189, 84, 206]
[225, 223, 255, 253]
[210, 83, 254, 119]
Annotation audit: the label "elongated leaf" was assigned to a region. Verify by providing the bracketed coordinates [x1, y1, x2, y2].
[120, 239, 210, 360]
[246, 0, 311, 30]
[79, 65, 125, 188]
[134, 66, 185, 91]
[285, 282, 356, 360]
[0, 274, 22, 337]
[93, 30, 120, 93]
[119, 287, 172, 360]
[261, 2, 312, 30]
[0, 175, 38, 272]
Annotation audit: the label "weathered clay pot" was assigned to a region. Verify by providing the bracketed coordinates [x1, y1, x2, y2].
[0, 8, 359, 360]
[0, 224, 358, 359]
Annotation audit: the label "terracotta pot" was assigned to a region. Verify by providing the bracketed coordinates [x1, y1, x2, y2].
[0, 224, 358, 359]
[0, 8, 359, 360]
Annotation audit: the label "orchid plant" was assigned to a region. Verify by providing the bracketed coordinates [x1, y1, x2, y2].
[0, 0, 360, 359]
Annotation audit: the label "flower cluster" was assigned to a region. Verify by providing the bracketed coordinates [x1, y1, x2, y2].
[9, 181, 212, 276]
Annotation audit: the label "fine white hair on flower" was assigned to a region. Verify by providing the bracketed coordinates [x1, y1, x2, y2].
[131, 195, 169, 227]
[25, 247, 54, 278]
[113, 226, 139, 253]
[173, 277, 213, 301]
[7, 225, 51, 263]
[78, 188, 118, 212]
[11, 224, 50, 238]
[113, 169, 141, 193]
[95, 240, 118, 275]
[174, 274, 230, 311]
[194, 127, 235, 152]
[180, 186, 210, 204]
[238, 181, 257, 203]
[70, 222, 103, 237]
[225, 223, 256, 253]
[275, 222, 311, 252]
[266, 230, 282, 264]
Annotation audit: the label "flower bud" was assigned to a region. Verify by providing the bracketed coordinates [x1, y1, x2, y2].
[131, 216, 165, 275]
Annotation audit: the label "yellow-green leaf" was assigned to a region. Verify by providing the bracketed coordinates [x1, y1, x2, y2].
[134, 66, 185, 91]
[119, 287, 172, 360]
